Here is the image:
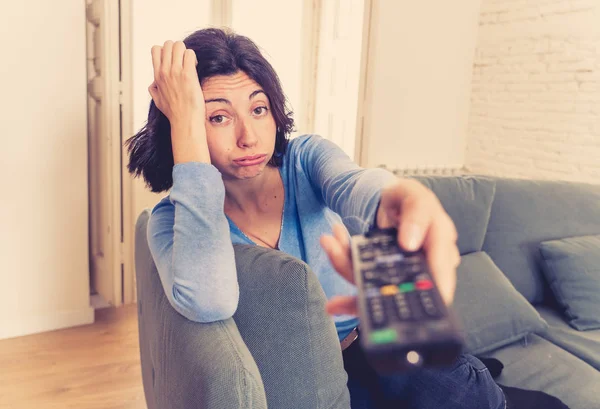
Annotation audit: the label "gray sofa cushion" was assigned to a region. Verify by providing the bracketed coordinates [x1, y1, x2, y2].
[485, 334, 600, 409]
[481, 177, 600, 304]
[538, 234, 600, 330]
[411, 176, 496, 255]
[537, 305, 600, 371]
[454, 251, 547, 355]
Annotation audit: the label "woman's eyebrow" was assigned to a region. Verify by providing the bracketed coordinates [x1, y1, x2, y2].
[249, 90, 266, 100]
[205, 97, 230, 105]
[205, 90, 265, 105]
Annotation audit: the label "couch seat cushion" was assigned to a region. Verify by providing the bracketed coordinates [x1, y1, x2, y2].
[484, 334, 600, 409]
[536, 305, 600, 371]
[454, 252, 547, 355]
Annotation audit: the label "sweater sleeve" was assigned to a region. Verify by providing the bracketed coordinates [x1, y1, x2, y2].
[295, 134, 398, 235]
[146, 162, 239, 322]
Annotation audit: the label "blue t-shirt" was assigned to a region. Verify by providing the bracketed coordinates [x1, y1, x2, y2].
[147, 134, 397, 341]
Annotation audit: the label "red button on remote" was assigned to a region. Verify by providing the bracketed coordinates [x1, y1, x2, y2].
[416, 280, 434, 290]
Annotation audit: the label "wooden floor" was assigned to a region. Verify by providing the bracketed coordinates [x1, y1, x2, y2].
[0, 305, 146, 409]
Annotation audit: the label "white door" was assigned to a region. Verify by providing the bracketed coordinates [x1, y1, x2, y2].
[87, 0, 125, 306]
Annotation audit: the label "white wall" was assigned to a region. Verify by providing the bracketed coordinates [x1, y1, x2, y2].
[231, 0, 305, 136]
[467, 0, 600, 183]
[360, 0, 483, 170]
[0, 1, 94, 339]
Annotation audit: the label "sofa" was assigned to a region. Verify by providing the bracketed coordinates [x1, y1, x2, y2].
[135, 175, 600, 409]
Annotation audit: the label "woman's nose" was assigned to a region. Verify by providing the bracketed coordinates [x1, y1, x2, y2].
[237, 120, 258, 148]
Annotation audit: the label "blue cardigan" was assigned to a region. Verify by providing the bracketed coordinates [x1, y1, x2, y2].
[147, 134, 397, 341]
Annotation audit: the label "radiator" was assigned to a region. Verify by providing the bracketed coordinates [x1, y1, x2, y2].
[377, 165, 467, 177]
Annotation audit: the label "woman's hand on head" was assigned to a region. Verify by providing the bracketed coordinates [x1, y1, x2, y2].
[320, 178, 460, 317]
[150, 41, 211, 165]
[149, 41, 204, 124]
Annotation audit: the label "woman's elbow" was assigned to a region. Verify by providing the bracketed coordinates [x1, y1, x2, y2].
[171, 284, 239, 323]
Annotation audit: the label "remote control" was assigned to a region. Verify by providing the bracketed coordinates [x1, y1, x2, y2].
[350, 227, 464, 374]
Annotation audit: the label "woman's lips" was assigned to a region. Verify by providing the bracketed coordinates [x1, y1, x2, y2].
[233, 154, 267, 166]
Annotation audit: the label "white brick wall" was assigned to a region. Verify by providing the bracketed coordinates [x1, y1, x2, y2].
[466, 0, 600, 184]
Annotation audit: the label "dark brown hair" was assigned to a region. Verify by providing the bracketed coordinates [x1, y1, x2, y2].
[125, 28, 294, 193]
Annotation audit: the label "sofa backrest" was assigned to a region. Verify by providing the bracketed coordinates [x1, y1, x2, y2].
[414, 175, 600, 305]
[481, 177, 600, 304]
[411, 175, 496, 255]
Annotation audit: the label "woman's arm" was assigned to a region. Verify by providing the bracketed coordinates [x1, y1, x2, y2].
[147, 162, 239, 322]
[296, 134, 398, 235]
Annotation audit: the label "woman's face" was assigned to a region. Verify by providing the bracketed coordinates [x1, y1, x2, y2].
[201, 71, 277, 180]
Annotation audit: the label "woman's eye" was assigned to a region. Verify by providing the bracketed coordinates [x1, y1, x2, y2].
[253, 106, 268, 116]
[210, 115, 225, 124]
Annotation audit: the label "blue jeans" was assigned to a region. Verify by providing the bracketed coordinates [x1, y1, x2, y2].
[342, 336, 506, 409]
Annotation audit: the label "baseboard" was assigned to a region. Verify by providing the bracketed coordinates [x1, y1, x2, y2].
[0, 306, 95, 340]
[91, 293, 112, 309]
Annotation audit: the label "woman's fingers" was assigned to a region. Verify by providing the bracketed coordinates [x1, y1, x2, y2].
[380, 180, 437, 251]
[320, 224, 354, 284]
[171, 41, 186, 73]
[326, 296, 358, 316]
[160, 40, 174, 77]
[333, 223, 351, 254]
[148, 81, 158, 100]
[151, 46, 162, 83]
[423, 214, 458, 306]
[183, 49, 198, 74]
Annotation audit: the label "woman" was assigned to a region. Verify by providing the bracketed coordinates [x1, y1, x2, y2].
[125, 28, 505, 409]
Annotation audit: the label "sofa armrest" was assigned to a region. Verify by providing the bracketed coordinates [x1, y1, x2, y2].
[135, 209, 267, 409]
[135, 209, 350, 409]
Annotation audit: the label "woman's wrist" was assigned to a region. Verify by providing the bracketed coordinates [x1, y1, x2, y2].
[171, 116, 211, 164]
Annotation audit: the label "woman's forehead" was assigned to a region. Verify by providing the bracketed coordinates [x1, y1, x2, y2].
[202, 71, 263, 97]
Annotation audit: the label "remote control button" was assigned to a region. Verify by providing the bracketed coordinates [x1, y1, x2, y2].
[370, 298, 384, 311]
[398, 306, 412, 320]
[407, 264, 422, 274]
[371, 313, 387, 328]
[419, 292, 441, 317]
[365, 288, 380, 298]
[406, 292, 424, 320]
[380, 285, 399, 296]
[363, 270, 377, 280]
[416, 280, 434, 290]
[370, 299, 384, 309]
[375, 253, 404, 264]
[399, 283, 415, 293]
[424, 306, 440, 317]
[389, 294, 412, 320]
[362, 251, 375, 261]
[403, 255, 422, 264]
[388, 274, 402, 285]
[371, 302, 383, 312]
[370, 328, 398, 344]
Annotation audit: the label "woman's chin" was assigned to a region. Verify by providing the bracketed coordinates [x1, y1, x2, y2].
[234, 164, 266, 179]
